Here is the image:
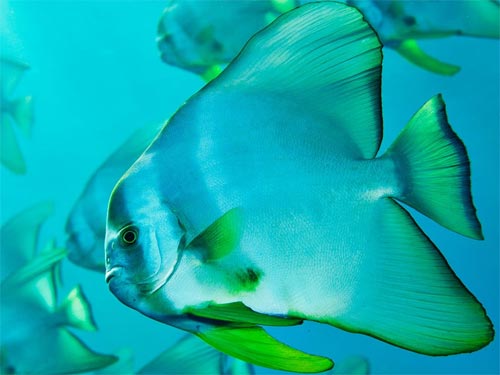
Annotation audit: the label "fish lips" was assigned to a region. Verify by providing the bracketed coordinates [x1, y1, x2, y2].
[105, 266, 123, 284]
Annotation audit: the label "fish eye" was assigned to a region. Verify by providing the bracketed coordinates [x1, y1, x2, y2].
[119, 225, 139, 246]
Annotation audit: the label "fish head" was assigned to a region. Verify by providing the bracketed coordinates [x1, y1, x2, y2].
[104, 172, 184, 307]
[156, 1, 225, 74]
[65, 202, 106, 272]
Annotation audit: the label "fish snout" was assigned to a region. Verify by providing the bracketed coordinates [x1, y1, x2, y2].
[105, 266, 123, 284]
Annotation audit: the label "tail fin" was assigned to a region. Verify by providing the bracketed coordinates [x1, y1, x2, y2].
[383, 94, 483, 239]
[11, 95, 34, 137]
[58, 285, 98, 331]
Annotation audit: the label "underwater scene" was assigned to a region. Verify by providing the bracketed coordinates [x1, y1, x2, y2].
[1, 0, 499, 374]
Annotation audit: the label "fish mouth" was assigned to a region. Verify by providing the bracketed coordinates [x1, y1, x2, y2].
[105, 266, 123, 284]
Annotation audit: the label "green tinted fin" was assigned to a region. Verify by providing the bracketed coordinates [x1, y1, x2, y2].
[332, 356, 369, 375]
[3, 265, 59, 315]
[16, 328, 118, 374]
[1, 246, 67, 289]
[211, 2, 383, 158]
[331, 199, 493, 355]
[0, 56, 30, 96]
[197, 326, 333, 373]
[185, 208, 244, 262]
[383, 95, 483, 239]
[201, 65, 223, 82]
[271, 0, 297, 14]
[230, 358, 254, 375]
[11, 95, 34, 137]
[0, 114, 26, 174]
[396, 39, 460, 76]
[0, 201, 54, 281]
[187, 301, 302, 326]
[95, 348, 134, 375]
[139, 335, 224, 375]
[58, 285, 98, 331]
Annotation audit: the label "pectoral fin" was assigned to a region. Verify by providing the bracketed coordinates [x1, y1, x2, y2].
[186, 301, 302, 326]
[396, 39, 460, 76]
[201, 65, 223, 82]
[185, 208, 244, 262]
[196, 326, 333, 373]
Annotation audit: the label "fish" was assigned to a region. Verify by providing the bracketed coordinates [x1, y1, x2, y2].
[157, 0, 500, 78]
[341, 0, 500, 75]
[66, 122, 162, 272]
[0, 56, 34, 174]
[1, 203, 117, 374]
[95, 335, 253, 375]
[105, 2, 494, 373]
[156, 0, 297, 81]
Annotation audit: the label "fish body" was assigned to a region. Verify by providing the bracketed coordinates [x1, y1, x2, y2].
[157, 0, 297, 80]
[114, 91, 395, 317]
[106, 3, 493, 372]
[0, 56, 34, 174]
[66, 123, 162, 272]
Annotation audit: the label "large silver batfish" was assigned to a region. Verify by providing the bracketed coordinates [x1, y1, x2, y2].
[105, 2, 494, 372]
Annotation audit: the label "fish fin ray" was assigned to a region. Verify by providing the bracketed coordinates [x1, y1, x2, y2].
[138, 335, 223, 375]
[186, 301, 302, 326]
[185, 208, 244, 262]
[16, 328, 118, 374]
[208, 2, 383, 158]
[196, 326, 333, 373]
[330, 199, 493, 355]
[384, 94, 482, 239]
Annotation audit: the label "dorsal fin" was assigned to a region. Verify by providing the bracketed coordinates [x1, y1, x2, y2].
[208, 2, 383, 159]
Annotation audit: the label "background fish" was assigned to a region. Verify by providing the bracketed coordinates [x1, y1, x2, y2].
[156, 0, 296, 81]
[0, 203, 117, 374]
[66, 122, 162, 272]
[157, 0, 500, 79]
[105, 2, 493, 372]
[0, 56, 34, 174]
[94, 334, 254, 375]
[343, 0, 500, 75]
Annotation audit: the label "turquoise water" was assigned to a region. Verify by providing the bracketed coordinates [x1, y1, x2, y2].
[1, 1, 498, 374]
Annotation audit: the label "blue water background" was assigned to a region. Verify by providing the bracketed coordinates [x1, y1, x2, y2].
[1, 1, 498, 374]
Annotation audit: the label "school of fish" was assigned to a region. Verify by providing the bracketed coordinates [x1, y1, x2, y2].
[0, 0, 497, 374]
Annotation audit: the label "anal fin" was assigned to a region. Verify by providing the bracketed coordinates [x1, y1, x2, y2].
[331, 199, 493, 355]
[196, 325, 333, 373]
